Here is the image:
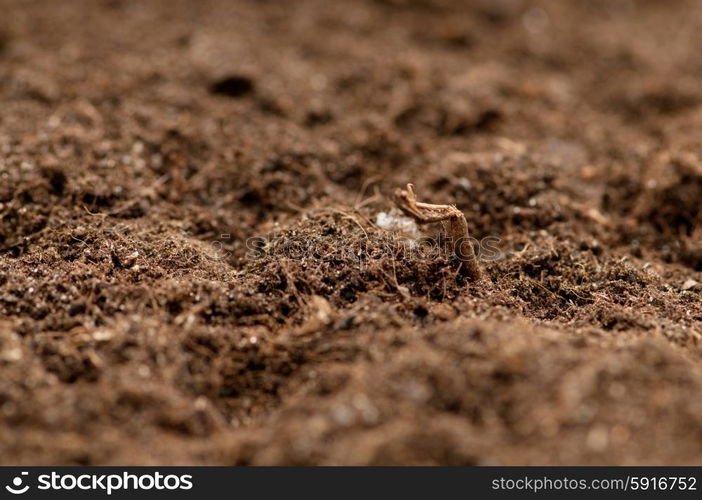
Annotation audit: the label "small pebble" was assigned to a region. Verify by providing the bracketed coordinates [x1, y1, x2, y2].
[681, 279, 699, 291]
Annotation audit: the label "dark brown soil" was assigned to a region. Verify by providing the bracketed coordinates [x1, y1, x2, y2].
[1, 0, 702, 465]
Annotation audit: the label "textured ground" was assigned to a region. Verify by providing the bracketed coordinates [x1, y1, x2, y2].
[1, 0, 702, 464]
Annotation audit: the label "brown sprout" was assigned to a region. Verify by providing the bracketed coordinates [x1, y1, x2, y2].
[393, 183, 482, 280]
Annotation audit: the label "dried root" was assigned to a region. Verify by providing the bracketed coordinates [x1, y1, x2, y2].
[393, 183, 482, 280]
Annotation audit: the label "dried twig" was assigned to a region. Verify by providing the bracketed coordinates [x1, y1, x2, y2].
[393, 183, 481, 280]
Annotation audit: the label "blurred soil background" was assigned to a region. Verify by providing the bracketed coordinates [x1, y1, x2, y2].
[1, 0, 702, 464]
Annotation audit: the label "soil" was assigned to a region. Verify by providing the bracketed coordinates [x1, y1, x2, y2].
[1, 0, 702, 465]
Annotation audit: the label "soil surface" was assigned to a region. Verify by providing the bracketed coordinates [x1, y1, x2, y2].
[1, 0, 702, 465]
